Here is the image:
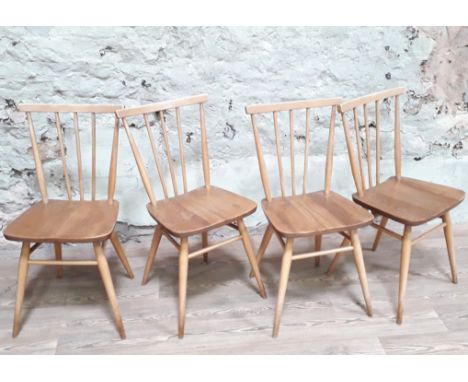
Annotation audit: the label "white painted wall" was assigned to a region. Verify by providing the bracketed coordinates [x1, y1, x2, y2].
[1, 27, 467, 248]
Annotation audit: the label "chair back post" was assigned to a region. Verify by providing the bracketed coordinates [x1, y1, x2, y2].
[324, 105, 337, 194]
[245, 98, 341, 200]
[18, 104, 122, 203]
[339, 87, 406, 196]
[107, 116, 120, 203]
[199, 103, 211, 188]
[25, 112, 49, 203]
[250, 113, 272, 201]
[394, 95, 402, 179]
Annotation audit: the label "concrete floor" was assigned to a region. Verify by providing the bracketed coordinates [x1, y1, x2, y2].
[0, 221, 467, 354]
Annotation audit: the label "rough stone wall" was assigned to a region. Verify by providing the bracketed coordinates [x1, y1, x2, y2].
[1, 26, 467, 248]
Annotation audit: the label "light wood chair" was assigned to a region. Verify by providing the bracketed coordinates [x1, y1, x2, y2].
[3, 104, 134, 339]
[328, 87, 465, 324]
[116, 94, 266, 338]
[245, 98, 374, 337]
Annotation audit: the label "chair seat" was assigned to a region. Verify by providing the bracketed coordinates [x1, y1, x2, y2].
[353, 176, 465, 226]
[4, 200, 119, 243]
[262, 191, 373, 238]
[146, 186, 257, 237]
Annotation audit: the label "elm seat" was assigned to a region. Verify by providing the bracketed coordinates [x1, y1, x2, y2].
[262, 191, 373, 238]
[4, 200, 119, 243]
[146, 186, 257, 237]
[352, 176, 465, 226]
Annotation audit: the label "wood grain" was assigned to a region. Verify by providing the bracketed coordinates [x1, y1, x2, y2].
[352, 176, 465, 226]
[146, 186, 257, 237]
[262, 191, 372, 238]
[4, 200, 119, 243]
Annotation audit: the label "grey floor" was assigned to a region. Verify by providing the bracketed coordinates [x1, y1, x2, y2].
[0, 222, 467, 354]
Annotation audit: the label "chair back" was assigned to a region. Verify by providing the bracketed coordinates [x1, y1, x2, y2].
[18, 103, 122, 203]
[116, 95, 210, 206]
[339, 87, 405, 197]
[245, 98, 342, 201]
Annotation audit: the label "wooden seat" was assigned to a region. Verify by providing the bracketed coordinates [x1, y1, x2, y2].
[328, 87, 465, 325]
[4, 200, 119, 243]
[5, 104, 134, 340]
[116, 95, 266, 339]
[263, 191, 372, 238]
[245, 98, 373, 337]
[353, 176, 465, 226]
[147, 186, 256, 237]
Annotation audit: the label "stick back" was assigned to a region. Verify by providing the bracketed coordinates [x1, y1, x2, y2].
[18, 103, 122, 204]
[115, 94, 209, 206]
[339, 87, 405, 197]
[245, 98, 342, 201]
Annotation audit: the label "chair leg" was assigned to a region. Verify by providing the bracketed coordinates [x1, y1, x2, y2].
[238, 219, 267, 299]
[326, 237, 349, 275]
[442, 212, 458, 284]
[372, 216, 388, 251]
[110, 231, 134, 279]
[93, 242, 126, 339]
[249, 224, 274, 278]
[54, 243, 63, 278]
[397, 225, 412, 325]
[314, 235, 321, 267]
[272, 238, 294, 338]
[12, 242, 31, 338]
[141, 226, 163, 285]
[178, 237, 189, 339]
[349, 231, 372, 316]
[202, 232, 209, 264]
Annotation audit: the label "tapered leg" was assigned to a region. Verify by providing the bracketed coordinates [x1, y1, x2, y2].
[93, 242, 126, 339]
[141, 226, 163, 285]
[178, 237, 189, 338]
[314, 235, 322, 267]
[110, 231, 134, 279]
[12, 242, 31, 338]
[442, 212, 457, 284]
[326, 237, 349, 275]
[350, 231, 372, 316]
[272, 238, 294, 338]
[249, 223, 274, 278]
[397, 225, 412, 325]
[238, 219, 267, 299]
[202, 232, 209, 264]
[54, 242, 63, 278]
[372, 216, 388, 251]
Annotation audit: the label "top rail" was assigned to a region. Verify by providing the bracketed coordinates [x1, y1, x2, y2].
[245, 98, 342, 115]
[339, 87, 405, 113]
[115, 94, 208, 118]
[19, 104, 122, 113]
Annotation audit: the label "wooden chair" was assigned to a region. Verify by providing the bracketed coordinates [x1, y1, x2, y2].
[328, 87, 465, 324]
[245, 98, 374, 337]
[116, 94, 266, 338]
[3, 104, 134, 339]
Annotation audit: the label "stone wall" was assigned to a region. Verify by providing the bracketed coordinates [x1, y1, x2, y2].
[1, 26, 467, 248]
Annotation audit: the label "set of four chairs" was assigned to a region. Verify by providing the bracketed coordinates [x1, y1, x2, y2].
[3, 86, 465, 339]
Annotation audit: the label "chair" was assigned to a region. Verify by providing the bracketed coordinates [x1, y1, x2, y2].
[245, 98, 374, 337]
[116, 94, 266, 338]
[3, 104, 134, 339]
[328, 87, 465, 324]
